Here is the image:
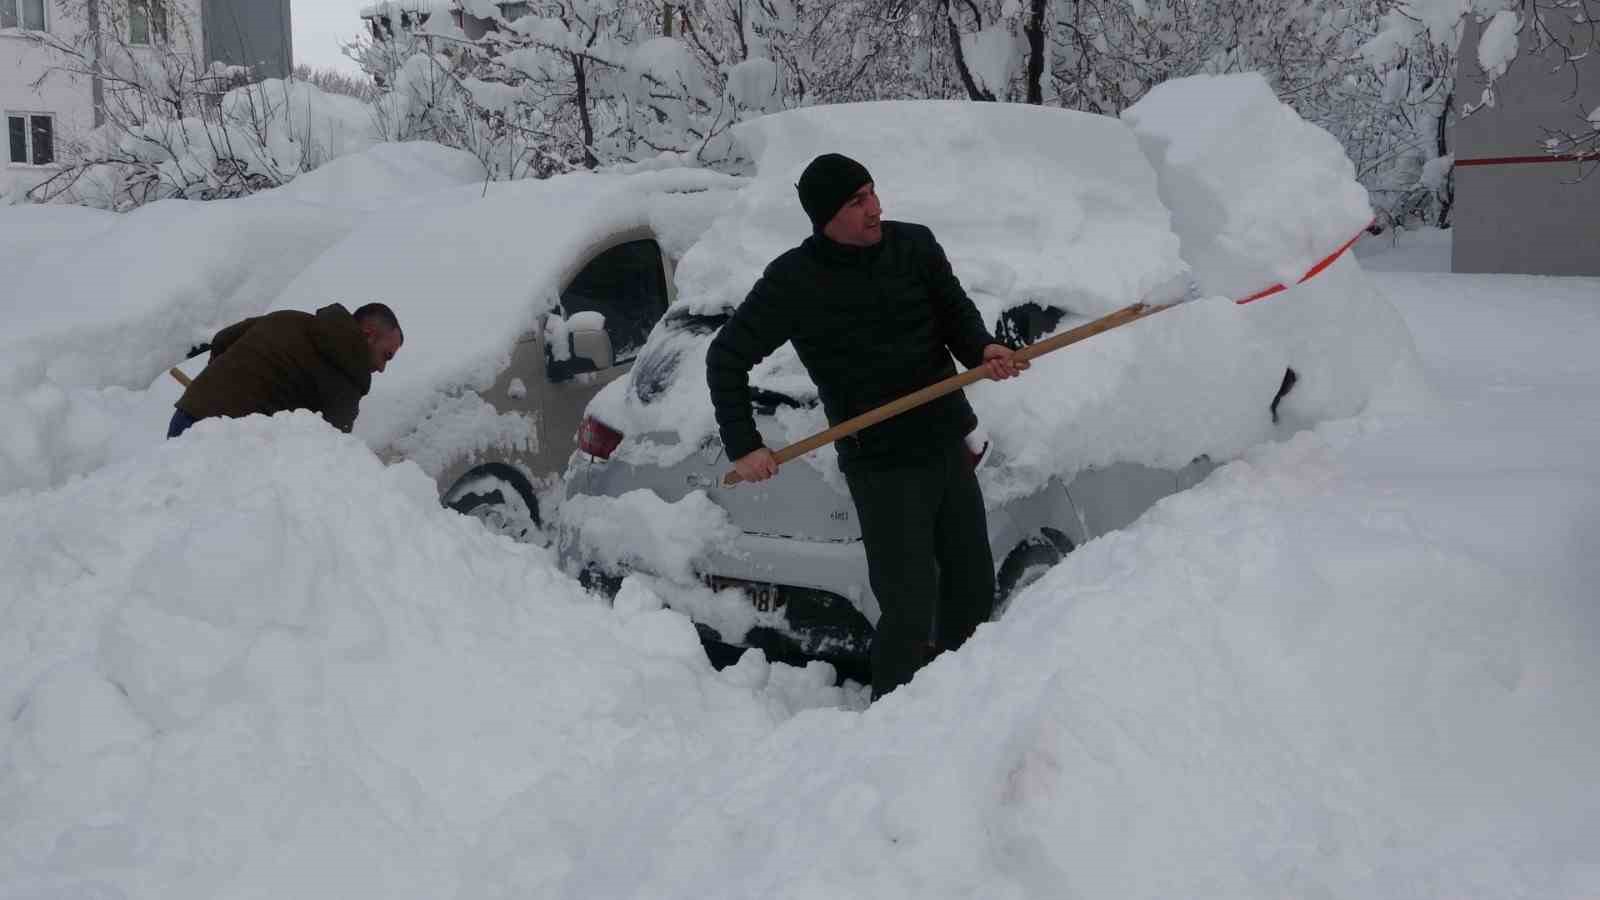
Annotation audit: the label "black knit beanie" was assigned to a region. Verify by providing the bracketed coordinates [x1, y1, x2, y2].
[796, 153, 873, 232]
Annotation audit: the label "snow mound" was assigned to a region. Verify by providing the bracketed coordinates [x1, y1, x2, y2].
[505, 415, 1600, 899]
[0, 413, 852, 898]
[252, 141, 490, 211]
[1123, 72, 1374, 299]
[0, 205, 117, 270]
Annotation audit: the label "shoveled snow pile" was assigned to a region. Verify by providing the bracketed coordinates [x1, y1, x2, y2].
[4, 264, 1597, 897]
[0, 413, 851, 898]
[1122, 72, 1374, 300]
[1121, 73, 1423, 435]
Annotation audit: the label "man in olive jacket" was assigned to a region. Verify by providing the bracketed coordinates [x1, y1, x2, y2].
[168, 302, 403, 438]
[705, 153, 1026, 700]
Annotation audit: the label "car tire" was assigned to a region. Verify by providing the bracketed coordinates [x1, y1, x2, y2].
[443, 463, 545, 545]
[994, 527, 1074, 618]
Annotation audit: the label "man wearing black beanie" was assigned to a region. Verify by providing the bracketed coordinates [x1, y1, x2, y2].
[705, 152, 1028, 700]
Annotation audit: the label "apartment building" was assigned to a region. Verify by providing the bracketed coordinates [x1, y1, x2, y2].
[2, 0, 290, 195]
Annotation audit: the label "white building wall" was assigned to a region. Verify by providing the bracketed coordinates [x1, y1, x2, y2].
[2, 0, 204, 197]
[2, 2, 92, 193]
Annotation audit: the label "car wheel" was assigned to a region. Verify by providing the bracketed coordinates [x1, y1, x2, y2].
[994, 527, 1074, 618]
[443, 463, 545, 545]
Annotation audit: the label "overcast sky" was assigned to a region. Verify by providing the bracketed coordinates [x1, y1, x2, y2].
[292, 0, 371, 75]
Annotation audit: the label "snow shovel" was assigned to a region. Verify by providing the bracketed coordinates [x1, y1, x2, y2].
[718, 219, 1374, 487]
[168, 367, 193, 388]
[721, 300, 1175, 486]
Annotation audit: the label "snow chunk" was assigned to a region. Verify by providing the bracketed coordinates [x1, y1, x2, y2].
[726, 57, 781, 113]
[1421, 153, 1454, 191]
[961, 25, 1022, 97]
[384, 391, 537, 479]
[558, 488, 739, 583]
[1477, 9, 1520, 79]
[1123, 73, 1373, 299]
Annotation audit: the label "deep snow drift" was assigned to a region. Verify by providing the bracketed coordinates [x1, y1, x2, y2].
[0, 415, 851, 898]
[3, 252, 1597, 898]
[1, 77, 1594, 897]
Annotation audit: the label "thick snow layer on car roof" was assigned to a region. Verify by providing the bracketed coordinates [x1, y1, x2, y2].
[262, 167, 744, 451]
[593, 87, 1423, 496]
[677, 99, 1189, 322]
[254, 141, 489, 212]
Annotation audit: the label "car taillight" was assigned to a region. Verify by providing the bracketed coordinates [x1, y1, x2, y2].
[577, 415, 624, 459]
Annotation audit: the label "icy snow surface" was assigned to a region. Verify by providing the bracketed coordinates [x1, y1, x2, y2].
[3, 236, 1598, 897]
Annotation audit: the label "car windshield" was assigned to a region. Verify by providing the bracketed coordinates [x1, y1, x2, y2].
[630, 308, 818, 412]
[631, 309, 728, 404]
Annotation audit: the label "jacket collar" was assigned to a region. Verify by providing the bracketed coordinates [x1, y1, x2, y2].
[805, 227, 887, 267]
[313, 303, 375, 394]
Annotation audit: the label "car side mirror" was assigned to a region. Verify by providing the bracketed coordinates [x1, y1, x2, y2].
[568, 312, 613, 370]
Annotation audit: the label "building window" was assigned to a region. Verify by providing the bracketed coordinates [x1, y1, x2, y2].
[1, 0, 48, 31]
[129, 0, 168, 45]
[7, 113, 54, 166]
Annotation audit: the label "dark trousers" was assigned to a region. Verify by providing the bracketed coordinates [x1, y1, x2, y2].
[167, 408, 201, 439]
[844, 439, 995, 700]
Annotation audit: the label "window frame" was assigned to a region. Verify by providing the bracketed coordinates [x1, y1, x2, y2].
[545, 237, 671, 384]
[1, 0, 49, 31]
[128, 0, 169, 46]
[6, 111, 56, 167]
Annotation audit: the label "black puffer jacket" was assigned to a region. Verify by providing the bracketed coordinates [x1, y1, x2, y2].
[706, 222, 994, 470]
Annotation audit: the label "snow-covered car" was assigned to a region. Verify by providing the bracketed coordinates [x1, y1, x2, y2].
[555, 82, 1409, 680]
[160, 156, 747, 542]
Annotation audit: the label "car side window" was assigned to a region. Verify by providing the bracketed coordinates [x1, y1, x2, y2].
[547, 239, 669, 382]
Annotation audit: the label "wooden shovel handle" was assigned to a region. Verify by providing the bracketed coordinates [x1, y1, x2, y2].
[169, 367, 193, 388]
[721, 300, 1171, 486]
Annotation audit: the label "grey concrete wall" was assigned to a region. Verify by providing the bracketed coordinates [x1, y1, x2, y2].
[1450, 15, 1600, 276]
[203, 0, 293, 79]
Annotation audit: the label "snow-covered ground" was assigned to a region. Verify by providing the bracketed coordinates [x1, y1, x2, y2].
[3, 216, 1597, 897]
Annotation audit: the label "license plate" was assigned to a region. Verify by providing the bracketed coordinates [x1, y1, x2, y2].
[705, 575, 785, 613]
